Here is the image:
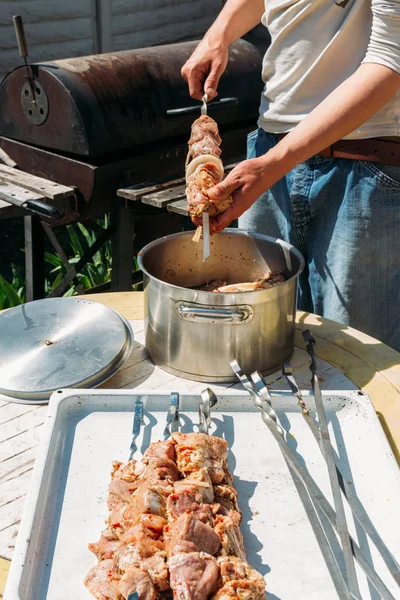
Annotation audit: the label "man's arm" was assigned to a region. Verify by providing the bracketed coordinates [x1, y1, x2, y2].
[181, 0, 264, 99]
[209, 63, 400, 232]
[208, 0, 400, 231]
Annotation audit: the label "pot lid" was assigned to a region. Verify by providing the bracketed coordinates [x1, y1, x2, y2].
[0, 297, 134, 404]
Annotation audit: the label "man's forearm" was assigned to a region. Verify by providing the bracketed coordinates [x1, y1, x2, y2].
[204, 0, 265, 47]
[263, 63, 400, 179]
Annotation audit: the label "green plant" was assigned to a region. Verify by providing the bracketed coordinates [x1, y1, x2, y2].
[46, 216, 114, 294]
[0, 215, 141, 309]
[0, 267, 24, 309]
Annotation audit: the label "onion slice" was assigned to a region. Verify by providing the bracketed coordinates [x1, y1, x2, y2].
[192, 226, 202, 243]
[185, 154, 224, 182]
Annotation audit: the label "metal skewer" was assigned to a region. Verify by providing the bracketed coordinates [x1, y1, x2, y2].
[239, 365, 352, 600]
[237, 362, 397, 600]
[201, 92, 211, 262]
[163, 392, 180, 439]
[282, 361, 400, 592]
[301, 332, 361, 599]
[129, 397, 144, 460]
[198, 388, 218, 434]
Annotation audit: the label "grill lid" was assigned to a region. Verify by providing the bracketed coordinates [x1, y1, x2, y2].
[0, 40, 263, 157]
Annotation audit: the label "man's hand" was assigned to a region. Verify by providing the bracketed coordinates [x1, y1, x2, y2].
[207, 157, 274, 233]
[181, 38, 229, 101]
[181, 0, 265, 99]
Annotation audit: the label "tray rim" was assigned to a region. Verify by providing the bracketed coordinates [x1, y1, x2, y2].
[4, 387, 398, 599]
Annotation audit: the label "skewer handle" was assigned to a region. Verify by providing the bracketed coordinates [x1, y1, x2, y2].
[163, 392, 180, 439]
[129, 398, 143, 459]
[198, 388, 217, 434]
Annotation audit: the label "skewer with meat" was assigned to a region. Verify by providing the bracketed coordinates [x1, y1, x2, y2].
[185, 116, 232, 239]
[167, 433, 265, 600]
[85, 433, 266, 600]
[85, 440, 177, 599]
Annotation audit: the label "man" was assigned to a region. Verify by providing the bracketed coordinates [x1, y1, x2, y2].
[181, 0, 400, 351]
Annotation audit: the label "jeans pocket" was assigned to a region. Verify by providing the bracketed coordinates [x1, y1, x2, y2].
[361, 161, 400, 189]
[247, 129, 259, 142]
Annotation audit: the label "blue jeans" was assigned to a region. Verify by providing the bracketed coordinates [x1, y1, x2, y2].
[239, 129, 400, 351]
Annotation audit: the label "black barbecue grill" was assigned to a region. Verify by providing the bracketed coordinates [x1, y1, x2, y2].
[0, 25, 265, 299]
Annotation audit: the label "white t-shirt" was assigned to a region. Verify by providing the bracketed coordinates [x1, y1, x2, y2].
[259, 0, 400, 138]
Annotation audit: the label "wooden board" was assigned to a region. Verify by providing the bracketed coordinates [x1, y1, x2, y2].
[0, 166, 74, 201]
[117, 175, 186, 202]
[117, 163, 238, 204]
[0, 181, 46, 205]
[167, 199, 189, 216]
[141, 184, 186, 208]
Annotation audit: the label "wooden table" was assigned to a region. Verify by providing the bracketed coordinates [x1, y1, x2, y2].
[1, 291, 400, 596]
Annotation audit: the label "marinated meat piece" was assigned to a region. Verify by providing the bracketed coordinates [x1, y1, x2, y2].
[189, 135, 222, 160]
[116, 546, 169, 593]
[195, 279, 227, 292]
[84, 559, 121, 600]
[264, 270, 287, 286]
[221, 460, 234, 487]
[172, 432, 228, 483]
[167, 488, 216, 524]
[214, 511, 246, 562]
[112, 460, 138, 483]
[108, 503, 127, 534]
[122, 489, 166, 524]
[122, 479, 174, 526]
[139, 513, 168, 532]
[211, 556, 266, 600]
[143, 440, 176, 463]
[119, 524, 164, 556]
[213, 486, 240, 514]
[216, 271, 286, 293]
[89, 529, 123, 560]
[165, 512, 221, 556]
[142, 457, 180, 482]
[189, 115, 221, 145]
[186, 163, 231, 221]
[141, 552, 170, 592]
[195, 271, 287, 293]
[118, 565, 158, 600]
[173, 468, 214, 503]
[169, 552, 220, 600]
[108, 478, 136, 512]
[167, 489, 203, 520]
[107, 460, 140, 514]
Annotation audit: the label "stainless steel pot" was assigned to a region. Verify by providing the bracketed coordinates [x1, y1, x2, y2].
[138, 229, 305, 382]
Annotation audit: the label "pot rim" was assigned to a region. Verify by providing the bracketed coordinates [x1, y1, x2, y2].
[137, 228, 305, 295]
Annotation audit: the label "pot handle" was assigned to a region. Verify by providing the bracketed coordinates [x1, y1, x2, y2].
[177, 302, 253, 324]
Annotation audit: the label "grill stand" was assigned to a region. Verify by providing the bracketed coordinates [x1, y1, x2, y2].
[24, 216, 45, 301]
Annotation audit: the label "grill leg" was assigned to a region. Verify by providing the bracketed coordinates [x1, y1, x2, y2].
[111, 199, 135, 291]
[24, 216, 45, 301]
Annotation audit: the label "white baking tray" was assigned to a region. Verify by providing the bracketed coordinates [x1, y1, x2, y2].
[4, 388, 400, 600]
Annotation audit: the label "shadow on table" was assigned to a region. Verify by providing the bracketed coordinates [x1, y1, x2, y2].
[295, 312, 400, 462]
[100, 339, 155, 389]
